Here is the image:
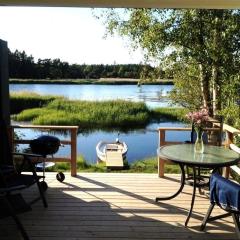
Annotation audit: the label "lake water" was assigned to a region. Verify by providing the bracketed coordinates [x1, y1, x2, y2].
[10, 83, 173, 108]
[10, 83, 189, 164]
[15, 121, 189, 164]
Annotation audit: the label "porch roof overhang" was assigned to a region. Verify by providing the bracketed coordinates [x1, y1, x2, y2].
[0, 0, 240, 9]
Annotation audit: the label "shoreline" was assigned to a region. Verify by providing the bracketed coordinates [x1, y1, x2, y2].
[9, 78, 174, 85]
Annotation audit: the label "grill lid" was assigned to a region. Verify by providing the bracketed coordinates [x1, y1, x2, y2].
[30, 135, 60, 156]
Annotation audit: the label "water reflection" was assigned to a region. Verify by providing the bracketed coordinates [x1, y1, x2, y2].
[11, 83, 185, 164]
[15, 121, 189, 164]
[10, 84, 173, 108]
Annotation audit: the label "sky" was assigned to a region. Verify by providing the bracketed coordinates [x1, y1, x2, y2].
[0, 7, 144, 65]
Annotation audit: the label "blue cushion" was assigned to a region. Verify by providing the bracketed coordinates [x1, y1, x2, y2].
[210, 173, 240, 212]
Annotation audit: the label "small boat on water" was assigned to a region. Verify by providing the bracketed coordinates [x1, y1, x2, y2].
[96, 139, 128, 162]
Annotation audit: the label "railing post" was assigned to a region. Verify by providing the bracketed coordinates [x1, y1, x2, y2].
[158, 129, 165, 178]
[223, 131, 234, 178]
[70, 128, 78, 177]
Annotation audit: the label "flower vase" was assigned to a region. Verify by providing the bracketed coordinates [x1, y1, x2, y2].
[194, 131, 204, 153]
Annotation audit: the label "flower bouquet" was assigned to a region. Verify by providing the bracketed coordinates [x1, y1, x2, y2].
[186, 108, 209, 153]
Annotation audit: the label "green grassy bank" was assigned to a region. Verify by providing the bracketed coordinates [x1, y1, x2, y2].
[11, 92, 186, 129]
[51, 156, 239, 183]
[10, 78, 174, 85]
[49, 155, 181, 174]
[10, 92, 63, 114]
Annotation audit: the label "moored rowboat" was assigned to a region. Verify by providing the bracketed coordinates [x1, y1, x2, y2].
[96, 141, 128, 162]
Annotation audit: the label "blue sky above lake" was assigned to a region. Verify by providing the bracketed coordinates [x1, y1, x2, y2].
[0, 7, 144, 65]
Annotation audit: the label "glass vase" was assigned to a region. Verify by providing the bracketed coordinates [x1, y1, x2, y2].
[194, 131, 204, 153]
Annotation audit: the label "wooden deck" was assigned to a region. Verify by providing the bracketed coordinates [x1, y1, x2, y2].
[0, 173, 238, 240]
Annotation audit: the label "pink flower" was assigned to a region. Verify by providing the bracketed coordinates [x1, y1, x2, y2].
[186, 108, 209, 129]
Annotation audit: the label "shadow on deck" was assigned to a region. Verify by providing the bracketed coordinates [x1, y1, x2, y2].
[0, 173, 237, 240]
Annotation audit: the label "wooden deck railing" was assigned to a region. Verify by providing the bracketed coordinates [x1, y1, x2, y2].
[157, 123, 240, 178]
[10, 125, 79, 176]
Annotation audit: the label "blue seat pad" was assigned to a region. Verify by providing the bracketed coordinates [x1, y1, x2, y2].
[210, 173, 240, 212]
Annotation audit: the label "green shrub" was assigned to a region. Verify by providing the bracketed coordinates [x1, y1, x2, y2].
[218, 104, 240, 130]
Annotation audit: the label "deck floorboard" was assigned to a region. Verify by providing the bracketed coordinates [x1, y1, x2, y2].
[0, 173, 237, 240]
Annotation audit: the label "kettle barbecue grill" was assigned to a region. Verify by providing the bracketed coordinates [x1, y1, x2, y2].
[30, 135, 65, 190]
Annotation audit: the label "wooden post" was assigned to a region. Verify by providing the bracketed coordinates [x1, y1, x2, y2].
[223, 131, 234, 178]
[70, 128, 77, 177]
[158, 129, 166, 178]
[0, 39, 11, 164]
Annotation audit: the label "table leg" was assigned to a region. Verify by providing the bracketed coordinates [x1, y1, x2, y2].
[185, 166, 196, 227]
[156, 163, 185, 202]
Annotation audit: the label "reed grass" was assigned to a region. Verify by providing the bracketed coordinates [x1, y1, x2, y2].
[13, 98, 151, 128]
[152, 107, 188, 122]
[10, 92, 63, 114]
[11, 92, 187, 129]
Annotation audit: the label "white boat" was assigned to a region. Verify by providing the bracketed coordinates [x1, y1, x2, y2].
[96, 140, 128, 162]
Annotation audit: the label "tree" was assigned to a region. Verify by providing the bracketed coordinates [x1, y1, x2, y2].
[98, 9, 240, 116]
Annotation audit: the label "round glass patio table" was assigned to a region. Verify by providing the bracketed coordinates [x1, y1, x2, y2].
[156, 144, 240, 227]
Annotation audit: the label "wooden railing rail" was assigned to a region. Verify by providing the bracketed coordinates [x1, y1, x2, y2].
[157, 124, 240, 178]
[221, 124, 240, 178]
[158, 127, 192, 177]
[11, 125, 78, 177]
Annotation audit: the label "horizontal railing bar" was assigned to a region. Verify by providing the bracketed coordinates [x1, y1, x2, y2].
[157, 127, 221, 131]
[162, 141, 184, 145]
[44, 157, 71, 162]
[14, 139, 72, 145]
[12, 124, 78, 130]
[158, 127, 191, 131]
[13, 156, 71, 163]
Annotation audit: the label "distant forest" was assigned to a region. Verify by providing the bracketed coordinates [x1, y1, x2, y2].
[8, 50, 162, 80]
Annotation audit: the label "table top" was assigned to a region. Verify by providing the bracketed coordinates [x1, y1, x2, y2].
[158, 144, 240, 168]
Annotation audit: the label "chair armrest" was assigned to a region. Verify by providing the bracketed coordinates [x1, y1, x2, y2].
[230, 144, 240, 154]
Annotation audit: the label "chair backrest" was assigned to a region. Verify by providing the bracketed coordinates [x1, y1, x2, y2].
[190, 116, 224, 146]
[207, 115, 224, 146]
[210, 173, 240, 213]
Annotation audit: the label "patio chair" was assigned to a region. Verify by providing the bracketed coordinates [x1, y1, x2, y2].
[200, 173, 240, 239]
[0, 153, 48, 208]
[0, 120, 48, 208]
[0, 187, 31, 240]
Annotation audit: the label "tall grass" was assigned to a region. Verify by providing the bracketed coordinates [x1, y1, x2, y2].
[10, 92, 63, 114]
[11, 92, 187, 129]
[13, 98, 151, 128]
[152, 107, 189, 122]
